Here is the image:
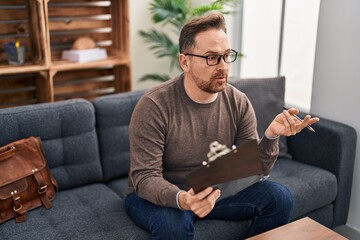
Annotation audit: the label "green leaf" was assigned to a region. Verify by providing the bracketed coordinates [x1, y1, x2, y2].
[191, 0, 241, 16]
[214, 0, 242, 8]
[149, 0, 190, 29]
[139, 29, 176, 59]
[191, 5, 222, 16]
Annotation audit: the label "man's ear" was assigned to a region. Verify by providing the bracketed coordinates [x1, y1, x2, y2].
[179, 53, 190, 72]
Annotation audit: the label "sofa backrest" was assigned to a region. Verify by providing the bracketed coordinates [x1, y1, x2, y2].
[92, 90, 146, 182]
[0, 99, 102, 190]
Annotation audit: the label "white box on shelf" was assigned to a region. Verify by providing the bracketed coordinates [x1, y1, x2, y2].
[61, 48, 107, 63]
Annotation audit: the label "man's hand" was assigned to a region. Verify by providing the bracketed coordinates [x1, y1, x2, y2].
[178, 187, 221, 218]
[266, 108, 320, 138]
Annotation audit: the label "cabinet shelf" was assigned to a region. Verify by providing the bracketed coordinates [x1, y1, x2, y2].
[0, 64, 47, 75]
[50, 55, 130, 72]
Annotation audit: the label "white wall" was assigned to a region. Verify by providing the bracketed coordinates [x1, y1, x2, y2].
[280, 0, 320, 111]
[240, 0, 320, 111]
[130, 0, 167, 90]
[311, 0, 360, 231]
[240, 0, 282, 77]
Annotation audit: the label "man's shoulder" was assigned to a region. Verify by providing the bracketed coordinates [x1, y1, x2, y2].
[220, 83, 253, 114]
[143, 75, 182, 99]
[136, 74, 183, 110]
[224, 82, 247, 99]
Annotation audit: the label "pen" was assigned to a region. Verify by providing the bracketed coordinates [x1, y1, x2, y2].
[282, 106, 315, 133]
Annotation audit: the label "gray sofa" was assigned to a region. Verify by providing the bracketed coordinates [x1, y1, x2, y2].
[0, 77, 357, 240]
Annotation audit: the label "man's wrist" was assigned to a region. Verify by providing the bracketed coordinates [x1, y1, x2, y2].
[265, 129, 279, 140]
[176, 190, 186, 210]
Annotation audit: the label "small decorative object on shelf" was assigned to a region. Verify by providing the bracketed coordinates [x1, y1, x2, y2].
[61, 37, 107, 63]
[71, 37, 97, 50]
[61, 48, 108, 63]
[5, 41, 25, 65]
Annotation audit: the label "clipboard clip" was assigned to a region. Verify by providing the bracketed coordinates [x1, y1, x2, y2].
[203, 141, 236, 167]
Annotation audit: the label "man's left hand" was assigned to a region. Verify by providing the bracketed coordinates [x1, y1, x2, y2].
[265, 108, 320, 138]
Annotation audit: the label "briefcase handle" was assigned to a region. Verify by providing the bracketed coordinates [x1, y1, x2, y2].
[0, 146, 16, 162]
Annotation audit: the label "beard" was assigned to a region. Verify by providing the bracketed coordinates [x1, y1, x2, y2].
[190, 70, 228, 94]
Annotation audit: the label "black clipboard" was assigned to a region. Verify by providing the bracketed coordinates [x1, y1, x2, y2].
[186, 140, 264, 197]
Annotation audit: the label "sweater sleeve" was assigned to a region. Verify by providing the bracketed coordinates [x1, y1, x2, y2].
[258, 135, 279, 175]
[128, 96, 180, 208]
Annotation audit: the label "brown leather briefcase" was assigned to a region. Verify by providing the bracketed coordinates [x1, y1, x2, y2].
[0, 136, 58, 223]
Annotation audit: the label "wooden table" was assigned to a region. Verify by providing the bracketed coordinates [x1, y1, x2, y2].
[246, 217, 347, 240]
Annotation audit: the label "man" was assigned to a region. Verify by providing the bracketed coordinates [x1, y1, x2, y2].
[125, 12, 319, 239]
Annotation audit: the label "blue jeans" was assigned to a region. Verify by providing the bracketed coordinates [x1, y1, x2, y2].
[125, 181, 294, 240]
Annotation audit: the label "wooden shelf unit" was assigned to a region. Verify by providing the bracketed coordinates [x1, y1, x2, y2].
[0, 0, 131, 108]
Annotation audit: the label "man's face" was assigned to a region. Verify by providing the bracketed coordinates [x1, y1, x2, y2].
[185, 29, 231, 94]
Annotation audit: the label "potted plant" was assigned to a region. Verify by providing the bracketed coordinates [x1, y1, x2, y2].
[139, 0, 241, 82]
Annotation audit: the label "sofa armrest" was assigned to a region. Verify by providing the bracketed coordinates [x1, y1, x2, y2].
[286, 113, 357, 227]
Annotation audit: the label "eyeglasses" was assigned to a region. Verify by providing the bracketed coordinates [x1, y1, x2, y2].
[184, 49, 238, 66]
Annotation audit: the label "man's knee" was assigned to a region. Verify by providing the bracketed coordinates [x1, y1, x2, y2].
[151, 210, 194, 240]
[265, 181, 294, 220]
[274, 182, 293, 210]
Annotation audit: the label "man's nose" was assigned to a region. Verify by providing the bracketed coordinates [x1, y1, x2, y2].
[217, 56, 229, 69]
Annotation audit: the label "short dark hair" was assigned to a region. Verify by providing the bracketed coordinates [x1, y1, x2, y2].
[179, 12, 227, 53]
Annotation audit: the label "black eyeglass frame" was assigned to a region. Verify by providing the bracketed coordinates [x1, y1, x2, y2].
[184, 49, 238, 66]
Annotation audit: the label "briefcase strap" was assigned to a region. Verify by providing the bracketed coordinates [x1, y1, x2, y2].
[33, 170, 53, 209]
[12, 191, 27, 223]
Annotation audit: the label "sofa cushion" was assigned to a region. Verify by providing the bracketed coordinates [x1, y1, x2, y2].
[230, 76, 291, 159]
[92, 90, 146, 182]
[0, 99, 102, 190]
[0, 182, 249, 240]
[0, 184, 144, 240]
[270, 158, 338, 219]
[108, 178, 129, 199]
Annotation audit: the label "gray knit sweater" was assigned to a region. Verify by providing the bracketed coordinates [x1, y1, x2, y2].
[127, 74, 279, 208]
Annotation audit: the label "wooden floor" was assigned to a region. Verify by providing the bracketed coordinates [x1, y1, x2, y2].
[334, 225, 360, 240]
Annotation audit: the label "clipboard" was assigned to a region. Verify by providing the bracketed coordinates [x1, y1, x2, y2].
[186, 140, 264, 199]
